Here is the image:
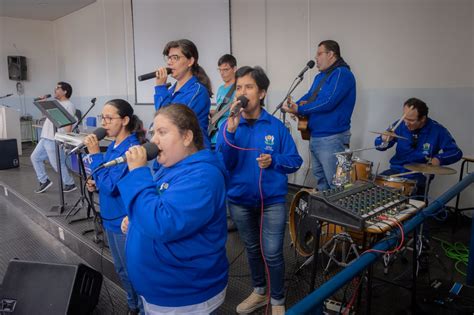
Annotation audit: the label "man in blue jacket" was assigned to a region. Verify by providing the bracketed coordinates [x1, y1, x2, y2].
[283, 40, 356, 191]
[375, 97, 462, 196]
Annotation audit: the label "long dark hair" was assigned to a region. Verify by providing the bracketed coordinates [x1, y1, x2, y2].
[163, 39, 213, 97]
[155, 103, 204, 151]
[105, 99, 146, 144]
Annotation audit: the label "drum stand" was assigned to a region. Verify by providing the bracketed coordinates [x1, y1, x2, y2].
[321, 232, 360, 273]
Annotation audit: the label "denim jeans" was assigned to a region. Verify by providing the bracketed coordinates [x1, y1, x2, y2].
[228, 202, 286, 305]
[30, 138, 75, 185]
[105, 229, 143, 312]
[309, 131, 351, 191]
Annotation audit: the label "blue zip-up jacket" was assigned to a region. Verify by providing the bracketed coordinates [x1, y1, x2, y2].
[297, 61, 356, 137]
[154, 76, 211, 148]
[117, 149, 228, 307]
[375, 118, 462, 173]
[89, 133, 140, 233]
[216, 109, 303, 206]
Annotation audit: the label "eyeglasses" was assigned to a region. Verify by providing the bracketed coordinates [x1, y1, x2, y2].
[97, 114, 122, 124]
[317, 51, 330, 57]
[163, 54, 184, 63]
[411, 134, 419, 149]
[218, 67, 232, 73]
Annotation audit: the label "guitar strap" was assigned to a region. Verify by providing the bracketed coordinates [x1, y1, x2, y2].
[217, 83, 236, 111]
[305, 63, 339, 103]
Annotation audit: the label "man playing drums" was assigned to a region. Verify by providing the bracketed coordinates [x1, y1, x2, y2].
[374, 97, 462, 197]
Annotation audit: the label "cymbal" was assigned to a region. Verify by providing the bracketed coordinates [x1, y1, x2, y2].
[404, 163, 457, 175]
[369, 130, 408, 140]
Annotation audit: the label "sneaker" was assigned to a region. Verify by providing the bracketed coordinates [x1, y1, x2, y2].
[272, 305, 285, 315]
[63, 184, 77, 193]
[236, 292, 267, 314]
[35, 179, 53, 193]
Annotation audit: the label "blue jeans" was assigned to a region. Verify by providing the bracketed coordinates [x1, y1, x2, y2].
[30, 138, 75, 185]
[105, 229, 143, 312]
[228, 202, 286, 305]
[310, 131, 351, 191]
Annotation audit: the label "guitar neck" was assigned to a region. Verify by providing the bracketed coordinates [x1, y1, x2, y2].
[211, 104, 231, 125]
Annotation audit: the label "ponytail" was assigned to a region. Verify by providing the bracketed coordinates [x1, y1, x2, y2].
[129, 114, 147, 144]
[192, 64, 213, 97]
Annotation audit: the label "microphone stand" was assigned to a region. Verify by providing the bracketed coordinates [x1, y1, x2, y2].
[271, 73, 307, 124]
[73, 98, 97, 133]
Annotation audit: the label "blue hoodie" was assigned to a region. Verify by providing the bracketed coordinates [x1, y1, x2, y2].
[89, 133, 140, 233]
[375, 118, 462, 174]
[118, 149, 228, 307]
[155, 76, 211, 148]
[216, 109, 303, 206]
[297, 60, 356, 138]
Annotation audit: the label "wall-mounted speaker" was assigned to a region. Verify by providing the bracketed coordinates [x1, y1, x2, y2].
[7, 56, 27, 81]
[0, 260, 103, 315]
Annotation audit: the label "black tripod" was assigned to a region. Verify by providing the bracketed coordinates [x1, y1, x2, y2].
[66, 152, 103, 244]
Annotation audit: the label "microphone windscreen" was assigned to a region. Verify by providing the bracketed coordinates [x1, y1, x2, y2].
[93, 127, 107, 140]
[237, 95, 249, 109]
[307, 60, 316, 69]
[143, 142, 160, 161]
[166, 67, 172, 75]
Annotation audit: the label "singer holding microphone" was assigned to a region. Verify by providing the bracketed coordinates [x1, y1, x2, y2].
[83, 99, 145, 315]
[117, 104, 228, 314]
[282, 40, 356, 191]
[216, 66, 302, 315]
[153, 39, 212, 148]
[31, 82, 77, 193]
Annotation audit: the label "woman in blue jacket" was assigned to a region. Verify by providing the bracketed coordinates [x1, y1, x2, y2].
[154, 39, 212, 148]
[83, 99, 145, 315]
[118, 104, 228, 314]
[216, 66, 303, 315]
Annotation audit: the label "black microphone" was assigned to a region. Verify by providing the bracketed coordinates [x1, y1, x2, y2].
[34, 94, 51, 101]
[229, 96, 249, 117]
[102, 142, 160, 168]
[138, 68, 172, 81]
[68, 127, 107, 155]
[296, 60, 316, 78]
[91, 97, 97, 104]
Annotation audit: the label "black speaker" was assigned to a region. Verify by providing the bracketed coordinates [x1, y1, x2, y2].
[0, 139, 19, 170]
[0, 260, 103, 315]
[7, 56, 27, 81]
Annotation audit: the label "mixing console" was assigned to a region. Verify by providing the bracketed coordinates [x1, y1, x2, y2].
[306, 181, 417, 230]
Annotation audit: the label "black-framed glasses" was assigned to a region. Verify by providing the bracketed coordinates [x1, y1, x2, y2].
[163, 54, 184, 63]
[411, 134, 419, 149]
[97, 114, 122, 124]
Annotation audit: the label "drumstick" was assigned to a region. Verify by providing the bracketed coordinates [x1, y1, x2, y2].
[389, 105, 414, 132]
[389, 170, 419, 178]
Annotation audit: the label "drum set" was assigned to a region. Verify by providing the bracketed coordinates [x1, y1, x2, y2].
[289, 139, 457, 269]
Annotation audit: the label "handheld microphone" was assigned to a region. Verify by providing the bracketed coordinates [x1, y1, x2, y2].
[229, 96, 249, 117]
[138, 68, 172, 81]
[102, 142, 160, 168]
[2, 93, 13, 97]
[296, 60, 315, 78]
[34, 94, 51, 101]
[68, 128, 107, 155]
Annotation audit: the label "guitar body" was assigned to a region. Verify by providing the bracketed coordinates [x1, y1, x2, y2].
[297, 116, 310, 140]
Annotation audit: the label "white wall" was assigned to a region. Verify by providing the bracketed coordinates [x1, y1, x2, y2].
[3, 0, 472, 208]
[0, 17, 57, 117]
[231, 0, 474, 208]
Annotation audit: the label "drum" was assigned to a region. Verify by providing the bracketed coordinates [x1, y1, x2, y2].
[374, 175, 416, 196]
[351, 157, 373, 182]
[289, 189, 344, 257]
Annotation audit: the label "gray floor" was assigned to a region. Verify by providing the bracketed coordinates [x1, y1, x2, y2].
[1, 142, 473, 314]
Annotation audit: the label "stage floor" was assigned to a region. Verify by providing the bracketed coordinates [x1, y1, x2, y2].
[0, 143, 472, 314]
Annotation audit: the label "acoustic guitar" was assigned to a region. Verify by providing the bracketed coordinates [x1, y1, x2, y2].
[288, 96, 310, 140]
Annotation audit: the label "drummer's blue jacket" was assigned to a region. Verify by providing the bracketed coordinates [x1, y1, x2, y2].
[375, 118, 462, 173]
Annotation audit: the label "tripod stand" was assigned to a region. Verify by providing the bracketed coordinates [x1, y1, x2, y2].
[66, 152, 103, 243]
